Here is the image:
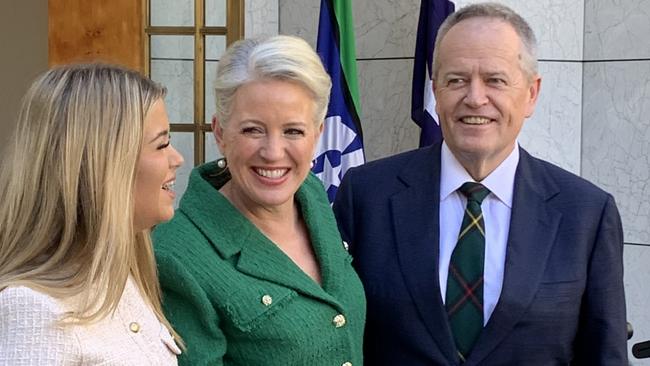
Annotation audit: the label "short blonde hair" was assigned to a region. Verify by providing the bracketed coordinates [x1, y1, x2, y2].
[214, 35, 332, 126]
[0, 64, 177, 340]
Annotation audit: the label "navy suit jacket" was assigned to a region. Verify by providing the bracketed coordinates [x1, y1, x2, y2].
[333, 143, 627, 365]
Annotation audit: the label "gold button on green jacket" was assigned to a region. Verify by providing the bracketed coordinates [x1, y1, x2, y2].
[153, 161, 366, 366]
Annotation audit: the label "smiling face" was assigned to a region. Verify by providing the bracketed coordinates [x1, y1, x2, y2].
[433, 17, 541, 179]
[214, 79, 322, 214]
[133, 99, 184, 231]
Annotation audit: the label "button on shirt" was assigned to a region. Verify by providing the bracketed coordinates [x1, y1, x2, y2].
[439, 142, 519, 325]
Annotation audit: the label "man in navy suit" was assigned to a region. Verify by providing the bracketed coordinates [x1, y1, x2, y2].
[333, 3, 627, 365]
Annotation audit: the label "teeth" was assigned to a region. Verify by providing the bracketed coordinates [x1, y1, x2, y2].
[461, 116, 491, 125]
[255, 168, 287, 178]
[162, 181, 175, 191]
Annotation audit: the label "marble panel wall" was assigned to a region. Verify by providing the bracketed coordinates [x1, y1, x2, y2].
[280, 0, 585, 166]
[584, 0, 650, 61]
[357, 59, 419, 161]
[353, 1, 420, 59]
[279, 0, 319, 48]
[584, 1, 650, 362]
[245, 0, 279, 39]
[583, 62, 650, 244]
[519, 61, 582, 174]
[453, 0, 584, 60]
[353, 0, 422, 160]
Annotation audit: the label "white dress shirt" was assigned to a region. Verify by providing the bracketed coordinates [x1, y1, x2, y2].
[439, 142, 519, 325]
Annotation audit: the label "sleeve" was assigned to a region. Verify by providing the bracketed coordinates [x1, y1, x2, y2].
[333, 167, 357, 255]
[572, 194, 628, 364]
[157, 251, 227, 366]
[0, 287, 81, 365]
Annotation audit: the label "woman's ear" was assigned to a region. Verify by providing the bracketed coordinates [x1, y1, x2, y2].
[314, 120, 324, 143]
[212, 115, 225, 152]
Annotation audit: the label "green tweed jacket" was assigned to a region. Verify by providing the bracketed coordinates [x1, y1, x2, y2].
[153, 161, 366, 366]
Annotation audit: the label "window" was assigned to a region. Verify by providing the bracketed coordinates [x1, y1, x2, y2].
[144, 0, 243, 200]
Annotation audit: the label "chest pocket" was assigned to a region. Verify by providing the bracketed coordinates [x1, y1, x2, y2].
[220, 281, 297, 332]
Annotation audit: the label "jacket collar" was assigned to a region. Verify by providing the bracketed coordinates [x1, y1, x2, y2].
[178, 162, 347, 309]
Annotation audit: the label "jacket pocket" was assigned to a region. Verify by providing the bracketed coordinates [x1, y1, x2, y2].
[221, 283, 297, 332]
[534, 279, 583, 299]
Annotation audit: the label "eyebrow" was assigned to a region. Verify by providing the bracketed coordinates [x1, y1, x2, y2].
[441, 71, 468, 78]
[484, 71, 508, 77]
[284, 121, 308, 127]
[149, 129, 169, 143]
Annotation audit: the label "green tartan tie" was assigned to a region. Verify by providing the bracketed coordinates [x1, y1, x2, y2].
[446, 182, 491, 361]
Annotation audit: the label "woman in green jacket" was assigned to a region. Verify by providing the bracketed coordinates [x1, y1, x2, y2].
[153, 35, 366, 366]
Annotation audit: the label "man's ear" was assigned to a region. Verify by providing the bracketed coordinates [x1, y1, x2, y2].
[525, 75, 542, 118]
[432, 79, 441, 116]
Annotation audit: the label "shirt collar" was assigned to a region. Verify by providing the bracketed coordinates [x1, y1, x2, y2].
[440, 141, 519, 208]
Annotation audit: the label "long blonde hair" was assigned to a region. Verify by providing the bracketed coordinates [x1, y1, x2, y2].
[0, 64, 177, 339]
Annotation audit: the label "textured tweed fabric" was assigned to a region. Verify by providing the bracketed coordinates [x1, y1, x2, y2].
[0, 277, 180, 365]
[153, 162, 366, 366]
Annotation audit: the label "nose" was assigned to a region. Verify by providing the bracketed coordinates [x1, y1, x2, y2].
[463, 79, 489, 108]
[169, 144, 184, 169]
[259, 134, 284, 162]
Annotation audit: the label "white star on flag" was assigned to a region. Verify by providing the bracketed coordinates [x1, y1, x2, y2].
[312, 115, 364, 201]
[315, 151, 342, 191]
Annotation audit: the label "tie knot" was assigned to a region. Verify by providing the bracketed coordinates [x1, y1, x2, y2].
[459, 182, 490, 204]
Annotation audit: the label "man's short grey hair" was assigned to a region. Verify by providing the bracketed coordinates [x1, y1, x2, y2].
[213, 35, 332, 127]
[432, 2, 538, 81]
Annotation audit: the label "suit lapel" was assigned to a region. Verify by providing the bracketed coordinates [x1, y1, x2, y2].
[466, 148, 562, 365]
[235, 175, 347, 308]
[234, 231, 337, 305]
[232, 192, 343, 307]
[391, 144, 458, 363]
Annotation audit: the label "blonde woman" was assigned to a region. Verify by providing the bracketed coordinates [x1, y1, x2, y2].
[0, 64, 184, 365]
[154, 35, 365, 366]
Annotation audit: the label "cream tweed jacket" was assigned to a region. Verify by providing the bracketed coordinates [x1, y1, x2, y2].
[0, 277, 180, 365]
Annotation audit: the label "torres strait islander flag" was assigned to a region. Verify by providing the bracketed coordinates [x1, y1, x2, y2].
[312, 0, 365, 203]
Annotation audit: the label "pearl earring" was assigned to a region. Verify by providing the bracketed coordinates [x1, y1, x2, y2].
[217, 158, 227, 169]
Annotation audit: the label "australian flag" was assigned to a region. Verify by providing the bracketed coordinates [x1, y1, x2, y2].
[312, 0, 365, 203]
[411, 0, 455, 147]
